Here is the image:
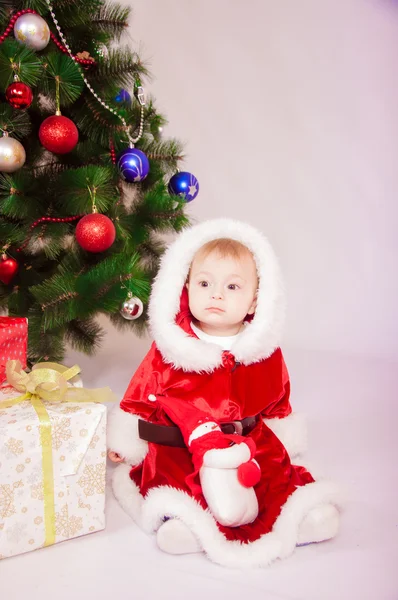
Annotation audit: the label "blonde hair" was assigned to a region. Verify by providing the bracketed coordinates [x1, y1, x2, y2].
[195, 238, 253, 261]
[188, 238, 258, 283]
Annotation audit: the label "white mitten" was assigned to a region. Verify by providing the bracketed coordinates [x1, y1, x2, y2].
[200, 464, 259, 527]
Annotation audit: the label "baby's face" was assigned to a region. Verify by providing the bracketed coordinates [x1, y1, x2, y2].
[186, 250, 257, 336]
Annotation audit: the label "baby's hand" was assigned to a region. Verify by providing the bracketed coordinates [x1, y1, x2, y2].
[108, 450, 124, 463]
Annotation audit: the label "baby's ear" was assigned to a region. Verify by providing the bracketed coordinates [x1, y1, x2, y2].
[247, 289, 258, 315]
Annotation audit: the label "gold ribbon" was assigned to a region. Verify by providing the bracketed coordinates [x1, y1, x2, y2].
[1, 360, 115, 547]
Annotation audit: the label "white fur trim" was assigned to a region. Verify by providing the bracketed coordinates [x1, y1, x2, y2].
[263, 412, 307, 458]
[148, 219, 285, 372]
[112, 464, 343, 568]
[107, 405, 148, 466]
[203, 442, 251, 468]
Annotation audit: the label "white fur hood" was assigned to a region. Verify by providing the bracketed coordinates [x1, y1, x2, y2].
[148, 218, 285, 372]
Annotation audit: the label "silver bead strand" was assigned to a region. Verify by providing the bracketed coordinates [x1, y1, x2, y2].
[44, 0, 144, 147]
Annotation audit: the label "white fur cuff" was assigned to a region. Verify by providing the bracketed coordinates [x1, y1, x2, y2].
[263, 412, 307, 458]
[107, 405, 148, 466]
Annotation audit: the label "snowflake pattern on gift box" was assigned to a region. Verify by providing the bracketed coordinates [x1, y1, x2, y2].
[0, 483, 16, 518]
[55, 504, 83, 537]
[30, 482, 44, 501]
[67, 440, 78, 453]
[77, 463, 105, 496]
[60, 405, 81, 415]
[51, 417, 72, 450]
[6, 520, 28, 543]
[27, 466, 42, 485]
[5, 437, 24, 456]
[89, 435, 100, 450]
[78, 497, 92, 511]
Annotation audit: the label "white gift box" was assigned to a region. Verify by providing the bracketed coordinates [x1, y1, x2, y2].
[0, 386, 107, 560]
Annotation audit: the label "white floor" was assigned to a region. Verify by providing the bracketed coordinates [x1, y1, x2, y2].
[1, 334, 397, 600]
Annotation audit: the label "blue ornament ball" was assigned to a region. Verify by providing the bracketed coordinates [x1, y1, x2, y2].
[117, 148, 150, 183]
[168, 171, 199, 202]
[114, 89, 131, 103]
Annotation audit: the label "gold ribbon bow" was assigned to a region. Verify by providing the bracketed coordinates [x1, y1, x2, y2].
[1, 360, 114, 548]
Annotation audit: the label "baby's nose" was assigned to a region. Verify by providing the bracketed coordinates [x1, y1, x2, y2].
[211, 290, 223, 299]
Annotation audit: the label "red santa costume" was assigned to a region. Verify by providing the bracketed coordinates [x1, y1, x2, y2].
[108, 218, 342, 568]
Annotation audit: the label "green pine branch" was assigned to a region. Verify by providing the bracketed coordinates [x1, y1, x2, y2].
[91, 47, 148, 88]
[90, 1, 129, 41]
[27, 310, 66, 364]
[0, 2, 14, 25]
[71, 94, 131, 148]
[41, 53, 84, 105]
[0, 172, 47, 220]
[76, 251, 151, 311]
[58, 165, 118, 214]
[64, 316, 104, 355]
[0, 220, 25, 247]
[30, 271, 82, 330]
[0, 103, 31, 139]
[0, 40, 43, 88]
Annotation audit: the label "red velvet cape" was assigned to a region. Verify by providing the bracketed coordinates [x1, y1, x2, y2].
[120, 308, 314, 544]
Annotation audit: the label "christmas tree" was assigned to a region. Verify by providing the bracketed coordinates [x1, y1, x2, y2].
[0, 0, 198, 365]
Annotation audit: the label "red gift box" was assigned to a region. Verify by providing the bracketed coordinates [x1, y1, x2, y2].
[0, 316, 28, 383]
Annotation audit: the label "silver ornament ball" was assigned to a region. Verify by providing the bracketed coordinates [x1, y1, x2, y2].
[0, 136, 26, 173]
[14, 13, 50, 51]
[120, 295, 144, 320]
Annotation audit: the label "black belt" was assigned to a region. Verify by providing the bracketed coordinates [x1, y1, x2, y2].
[138, 415, 259, 448]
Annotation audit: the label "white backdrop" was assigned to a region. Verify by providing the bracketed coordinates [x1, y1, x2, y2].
[115, 0, 398, 362]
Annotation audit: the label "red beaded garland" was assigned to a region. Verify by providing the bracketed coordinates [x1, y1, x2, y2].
[109, 140, 117, 164]
[49, 32, 95, 65]
[16, 214, 83, 252]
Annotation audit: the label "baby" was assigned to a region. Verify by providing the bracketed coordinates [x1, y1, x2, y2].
[108, 218, 342, 568]
[187, 237, 257, 338]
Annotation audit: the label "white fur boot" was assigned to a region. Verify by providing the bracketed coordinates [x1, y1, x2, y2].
[156, 518, 203, 555]
[297, 504, 340, 546]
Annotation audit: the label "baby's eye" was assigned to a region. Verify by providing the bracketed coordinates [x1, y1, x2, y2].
[199, 281, 209, 287]
[227, 284, 239, 290]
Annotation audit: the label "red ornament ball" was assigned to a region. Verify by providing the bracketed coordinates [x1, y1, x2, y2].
[0, 255, 19, 285]
[5, 81, 33, 109]
[39, 115, 79, 154]
[75, 214, 116, 253]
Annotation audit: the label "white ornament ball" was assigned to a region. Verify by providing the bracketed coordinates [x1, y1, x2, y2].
[14, 13, 50, 51]
[0, 136, 26, 173]
[120, 295, 144, 320]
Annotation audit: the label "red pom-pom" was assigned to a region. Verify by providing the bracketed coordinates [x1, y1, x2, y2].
[75, 214, 116, 253]
[237, 460, 261, 488]
[39, 115, 79, 154]
[5, 81, 33, 109]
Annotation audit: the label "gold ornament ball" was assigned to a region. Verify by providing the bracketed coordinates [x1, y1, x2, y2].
[0, 136, 26, 173]
[14, 13, 50, 51]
